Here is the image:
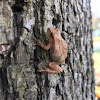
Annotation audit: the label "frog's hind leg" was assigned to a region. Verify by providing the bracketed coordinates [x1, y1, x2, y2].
[37, 62, 63, 73]
[49, 62, 63, 73]
[37, 68, 59, 73]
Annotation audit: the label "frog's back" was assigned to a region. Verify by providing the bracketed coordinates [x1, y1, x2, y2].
[50, 38, 68, 63]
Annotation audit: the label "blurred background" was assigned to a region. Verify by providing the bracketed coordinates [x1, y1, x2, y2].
[91, 0, 100, 86]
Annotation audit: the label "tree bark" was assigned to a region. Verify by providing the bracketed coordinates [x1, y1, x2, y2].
[0, 0, 95, 100]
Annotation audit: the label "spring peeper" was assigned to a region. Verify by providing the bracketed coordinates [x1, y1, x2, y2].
[34, 27, 68, 73]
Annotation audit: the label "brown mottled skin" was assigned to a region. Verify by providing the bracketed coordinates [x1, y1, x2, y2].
[34, 27, 68, 73]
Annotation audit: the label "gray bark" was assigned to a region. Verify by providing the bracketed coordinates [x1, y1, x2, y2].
[0, 0, 95, 100]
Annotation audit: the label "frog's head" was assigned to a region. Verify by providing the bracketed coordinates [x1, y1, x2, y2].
[47, 27, 61, 39]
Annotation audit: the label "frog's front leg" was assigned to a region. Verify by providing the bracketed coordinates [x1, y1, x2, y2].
[37, 62, 63, 73]
[33, 37, 53, 50]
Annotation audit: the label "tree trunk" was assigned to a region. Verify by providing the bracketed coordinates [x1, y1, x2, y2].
[0, 0, 95, 100]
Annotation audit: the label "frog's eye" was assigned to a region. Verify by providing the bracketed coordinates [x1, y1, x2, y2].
[51, 33, 53, 37]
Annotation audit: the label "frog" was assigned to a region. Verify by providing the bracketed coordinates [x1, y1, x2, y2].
[33, 27, 68, 73]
